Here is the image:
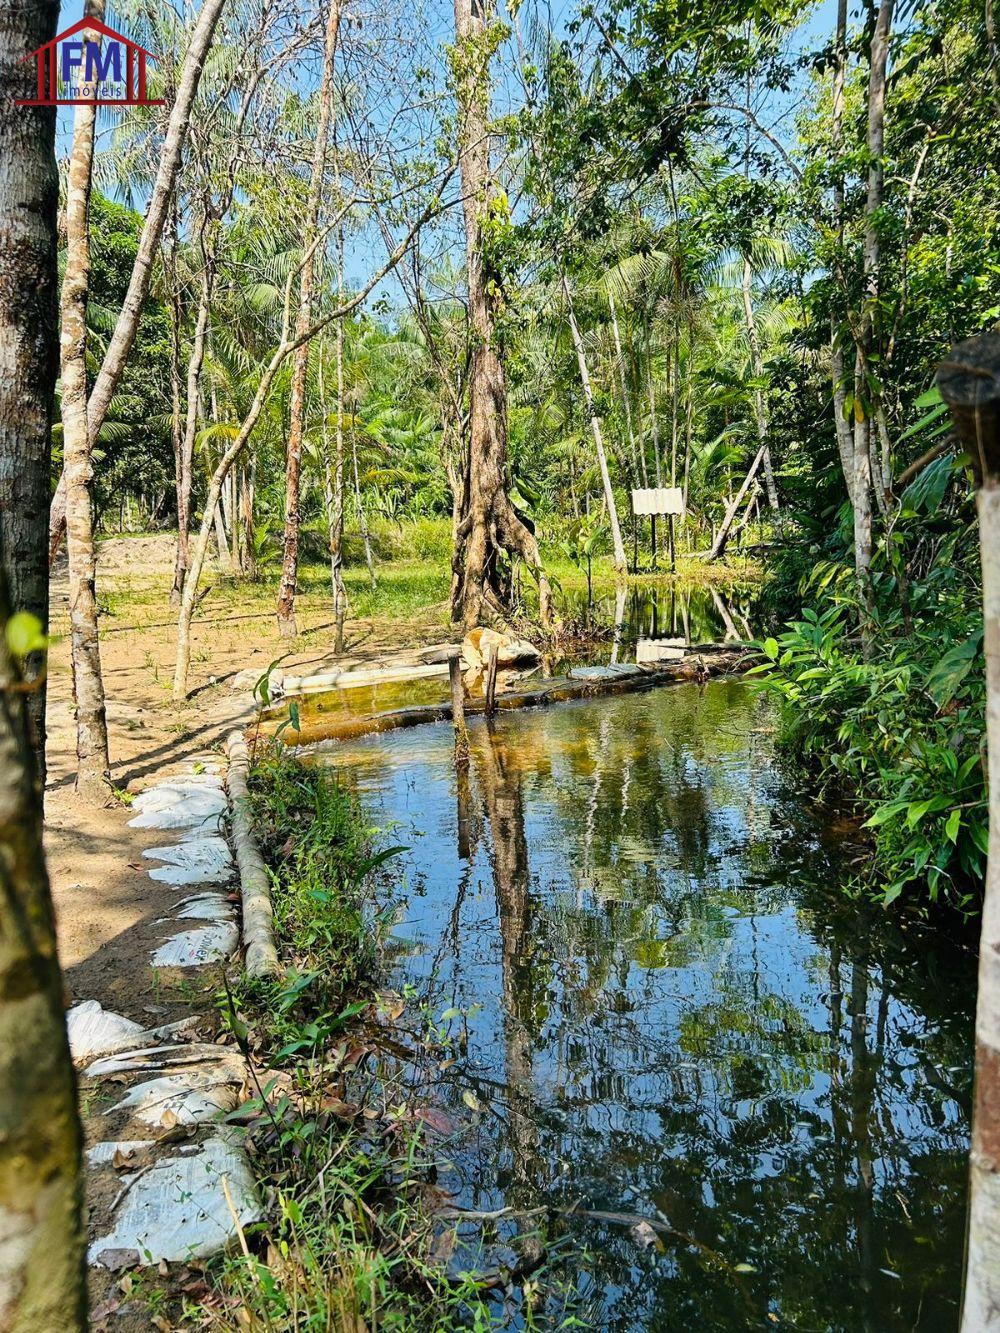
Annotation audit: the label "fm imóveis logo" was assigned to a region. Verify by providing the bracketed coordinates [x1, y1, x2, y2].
[18, 17, 164, 107]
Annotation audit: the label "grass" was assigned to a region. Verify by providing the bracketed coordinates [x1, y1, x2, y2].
[191, 747, 586, 1331]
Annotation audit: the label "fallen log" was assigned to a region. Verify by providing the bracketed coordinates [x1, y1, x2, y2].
[258, 644, 753, 748]
[226, 730, 280, 978]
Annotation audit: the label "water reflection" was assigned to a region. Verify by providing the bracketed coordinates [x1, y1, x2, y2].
[564, 581, 758, 654]
[319, 682, 973, 1330]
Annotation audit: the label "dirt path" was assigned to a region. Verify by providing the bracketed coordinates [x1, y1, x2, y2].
[42, 535, 446, 1324]
[47, 534, 445, 1006]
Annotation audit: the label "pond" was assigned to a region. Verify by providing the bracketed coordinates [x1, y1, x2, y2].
[316, 679, 975, 1330]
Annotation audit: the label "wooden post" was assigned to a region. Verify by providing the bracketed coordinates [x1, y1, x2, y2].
[448, 652, 468, 760]
[937, 333, 1000, 1331]
[668, 514, 676, 573]
[651, 514, 657, 571]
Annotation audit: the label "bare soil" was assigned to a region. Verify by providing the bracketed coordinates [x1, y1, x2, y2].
[47, 533, 444, 990]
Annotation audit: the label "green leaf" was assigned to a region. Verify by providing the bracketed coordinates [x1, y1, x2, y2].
[763, 637, 779, 660]
[5, 611, 47, 658]
[945, 808, 962, 844]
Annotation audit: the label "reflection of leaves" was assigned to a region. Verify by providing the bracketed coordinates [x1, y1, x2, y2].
[634, 938, 669, 969]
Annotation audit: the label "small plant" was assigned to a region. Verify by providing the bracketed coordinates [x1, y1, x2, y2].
[752, 602, 987, 911]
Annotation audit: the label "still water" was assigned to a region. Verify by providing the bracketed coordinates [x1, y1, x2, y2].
[317, 680, 974, 1330]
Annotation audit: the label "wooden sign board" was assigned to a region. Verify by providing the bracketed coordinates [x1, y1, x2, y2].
[631, 487, 683, 516]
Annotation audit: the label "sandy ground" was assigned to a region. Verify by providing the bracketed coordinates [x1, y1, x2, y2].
[40, 534, 446, 1322]
[46, 533, 446, 1007]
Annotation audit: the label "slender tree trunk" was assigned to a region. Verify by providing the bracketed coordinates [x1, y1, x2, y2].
[609, 291, 644, 485]
[938, 336, 1000, 1329]
[0, 0, 58, 787]
[853, 0, 894, 585]
[740, 256, 779, 511]
[172, 268, 211, 602]
[830, 0, 856, 505]
[48, 0, 229, 560]
[351, 431, 376, 588]
[563, 277, 627, 572]
[276, 0, 342, 638]
[62, 3, 111, 797]
[325, 285, 349, 649]
[172, 177, 444, 697]
[165, 204, 185, 548]
[648, 363, 663, 488]
[452, 0, 552, 629]
[0, 558, 86, 1331]
[708, 444, 766, 560]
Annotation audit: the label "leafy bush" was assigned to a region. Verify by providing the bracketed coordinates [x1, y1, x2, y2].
[752, 603, 987, 912]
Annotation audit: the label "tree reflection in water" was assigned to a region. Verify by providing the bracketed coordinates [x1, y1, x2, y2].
[319, 680, 974, 1331]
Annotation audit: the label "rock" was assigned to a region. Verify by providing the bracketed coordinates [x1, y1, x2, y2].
[88, 1132, 261, 1266]
[461, 628, 541, 675]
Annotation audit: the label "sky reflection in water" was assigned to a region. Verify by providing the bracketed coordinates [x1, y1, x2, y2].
[318, 679, 974, 1331]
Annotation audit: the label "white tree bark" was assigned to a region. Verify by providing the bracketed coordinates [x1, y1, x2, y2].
[938, 336, 1000, 1329]
[563, 276, 627, 573]
[62, 1, 111, 797]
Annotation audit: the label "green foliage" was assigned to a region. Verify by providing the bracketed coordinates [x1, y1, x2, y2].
[753, 604, 987, 912]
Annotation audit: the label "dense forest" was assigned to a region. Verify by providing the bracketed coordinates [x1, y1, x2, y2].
[51, 0, 997, 906]
[3, 0, 1000, 1325]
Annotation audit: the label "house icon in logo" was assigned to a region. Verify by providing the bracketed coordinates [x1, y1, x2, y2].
[17, 17, 164, 107]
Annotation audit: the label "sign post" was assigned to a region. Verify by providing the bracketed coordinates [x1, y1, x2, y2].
[631, 488, 684, 573]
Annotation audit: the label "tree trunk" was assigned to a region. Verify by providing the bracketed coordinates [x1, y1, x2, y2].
[830, 0, 856, 506]
[0, 0, 59, 787]
[648, 363, 663, 488]
[853, 0, 894, 584]
[172, 176, 444, 698]
[708, 444, 766, 560]
[937, 336, 1000, 1330]
[62, 2, 111, 798]
[740, 256, 779, 511]
[563, 276, 627, 573]
[172, 269, 211, 602]
[0, 534, 86, 1325]
[322, 310, 349, 650]
[351, 429, 376, 589]
[451, 0, 552, 630]
[48, 0, 228, 561]
[276, 0, 342, 639]
[609, 291, 644, 485]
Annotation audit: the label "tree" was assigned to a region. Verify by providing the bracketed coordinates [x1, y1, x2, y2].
[0, 2, 87, 1306]
[450, 0, 552, 629]
[938, 335, 1000, 1331]
[276, 0, 343, 639]
[0, 0, 59, 784]
[49, 0, 229, 561]
[62, 0, 111, 797]
[0, 563, 86, 1330]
